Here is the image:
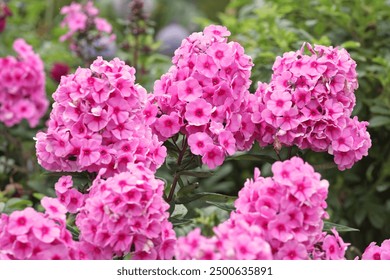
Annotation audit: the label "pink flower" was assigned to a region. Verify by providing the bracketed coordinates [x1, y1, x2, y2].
[278, 241, 308, 260]
[0, 39, 47, 127]
[154, 113, 181, 139]
[149, 25, 254, 169]
[41, 197, 67, 221]
[54, 176, 73, 194]
[177, 77, 203, 102]
[321, 229, 350, 260]
[79, 139, 101, 167]
[195, 53, 218, 78]
[218, 131, 236, 155]
[36, 57, 166, 176]
[202, 145, 224, 169]
[185, 99, 212, 126]
[276, 108, 300, 131]
[94, 18, 112, 33]
[7, 209, 36, 236]
[32, 219, 61, 243]
[251, 43, 370, 170]
[76, 164, 176, 259]
[188, 132, 213, 155]
[207, 42, 234, 67]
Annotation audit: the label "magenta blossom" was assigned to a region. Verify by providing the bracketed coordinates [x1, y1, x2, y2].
[250, 43, 371, 170]
[148, 25, 254, 169]
[176, 157, 349, 260]
[35, 57, 166, 177]
[76, 164, 176, 259]
[0, 39, 48, 127]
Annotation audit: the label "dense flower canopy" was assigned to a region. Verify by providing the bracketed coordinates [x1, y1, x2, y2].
[176, 157, 349, 260]
[148, 25, 255, 169]
[76, 164, 176, 260]
[35, 56, 166, 177]
[0, 39, 48, 127]
[250, 43, 371, 170]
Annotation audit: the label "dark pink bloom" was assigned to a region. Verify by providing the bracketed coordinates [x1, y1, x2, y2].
[50, 63, 70, 83]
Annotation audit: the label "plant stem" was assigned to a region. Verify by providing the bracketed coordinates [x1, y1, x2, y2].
[274, 149, 282, 161]
[166, 136, 188, 203]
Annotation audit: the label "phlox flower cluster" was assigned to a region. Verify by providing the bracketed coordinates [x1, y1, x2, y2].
[148, 25, 254, 169]
[54, 175, 85, 214]
[35, 56, 166, 177]
[0, 200, 77, 260]
[176, 157, 349, 260]
[359, 239, 390, 260]
[76, 164, 176, 260]
[0, 39, 48, 127]
[251, 43, 371, 170]
[60, 1, 116, 62]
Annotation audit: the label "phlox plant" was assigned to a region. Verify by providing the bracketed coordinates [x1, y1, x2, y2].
[59, 1, 116, 65]
[0, 38, 47, 128]
[0, 18, 386, 260]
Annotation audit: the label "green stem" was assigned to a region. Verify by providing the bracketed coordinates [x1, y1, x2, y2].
[166, 136, 188, 203]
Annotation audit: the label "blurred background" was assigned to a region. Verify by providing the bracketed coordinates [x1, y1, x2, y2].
[1, 0, 390, 257]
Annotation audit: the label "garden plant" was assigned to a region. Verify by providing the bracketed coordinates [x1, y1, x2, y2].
[0, 0, 389, 260]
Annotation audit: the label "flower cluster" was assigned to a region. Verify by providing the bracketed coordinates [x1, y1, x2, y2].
[360, 239, 390, 260]
[60, 1, 116, 62]
[35, 56, 166, 177]
[76, 164, 176, 260]
[176, 157, 349, 259]
[251, 43, 371, 170]
[0, 201, 76, 260]
[54, 176, 85, 214]
[0, 39, 48, 127]
[176, 217, 273, 260]
[148, 25, 254, 169]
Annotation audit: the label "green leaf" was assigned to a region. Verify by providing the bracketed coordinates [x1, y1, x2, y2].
[66, 225, 80, 241]
[169, 216, 193, 226]
[323, 221, 359, 232]
[369, 116, 390, 128]
[340, 41, 361, 49]
[175, 192, 236, 205]
[175, 182, 200, 198]
[370, 105, 390, 116]
[228, 153, 276, 163]
[0, 202, 5, 213]
[178, 170, 215, 178]
[32, 193, 46, 200]
[354, 207, 367, 225]
[206, 201, 236, 212]
[368, 209, 385, 229]
[3, 198, 33, 213]
[376, 184, 390, 192]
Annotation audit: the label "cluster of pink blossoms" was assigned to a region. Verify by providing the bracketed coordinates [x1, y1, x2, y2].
[54, 176, 85, 214]
[60, 1, 115, 61]
[0, 39, 48, 127]
[359, 240, 390, 260]
[0, 199, 77, 260]
[251, 43, 371, 170]
[148, 25, 254, 169]
[76, 164, 176, 260]
[176, 157, 349, 260]
[35, 56, 166, 177]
